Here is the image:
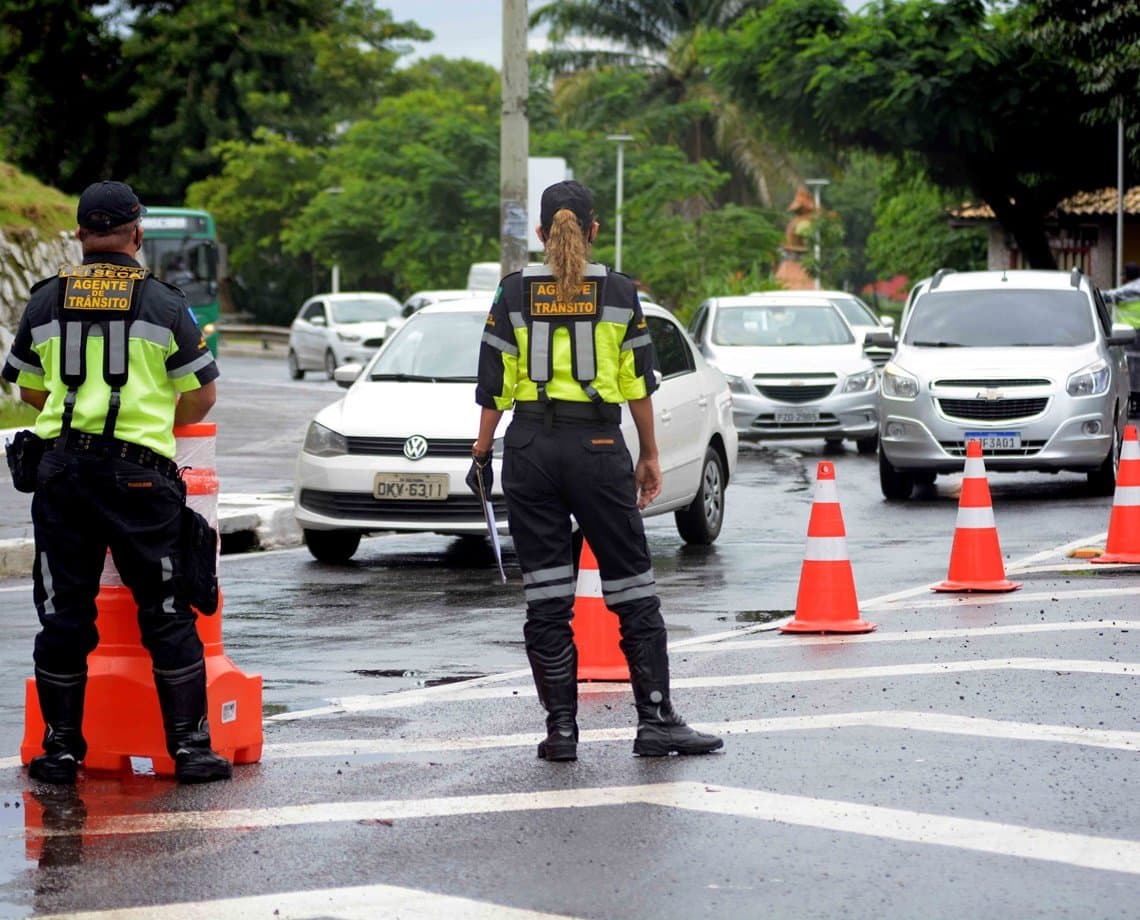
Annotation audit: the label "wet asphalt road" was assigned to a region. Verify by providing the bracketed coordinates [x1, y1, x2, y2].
[0, 353, 1138, 918]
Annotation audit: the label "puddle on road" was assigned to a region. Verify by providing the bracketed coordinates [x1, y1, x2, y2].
[733, 609, 794, 624]
[351, 669, 486, 688]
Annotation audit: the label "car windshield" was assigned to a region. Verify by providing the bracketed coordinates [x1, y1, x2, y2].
[369, 311, 484, 380]
[330, 296, 400, 323]
[904, 290, 1095, 347]
[829, 296, 877, 327]
[712, 305, 854, 346]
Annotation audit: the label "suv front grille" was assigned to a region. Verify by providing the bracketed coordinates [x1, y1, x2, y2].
[937, 397, 1048, 421]
[935, 378, 1051, 387]
[345, 437, 472, 457]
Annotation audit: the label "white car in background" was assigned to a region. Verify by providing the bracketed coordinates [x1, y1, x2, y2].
[287, 291, 402, 380]
[688, 294, 881, 453]
[750, 289, 896, 367]
[293, 298, 738, 562]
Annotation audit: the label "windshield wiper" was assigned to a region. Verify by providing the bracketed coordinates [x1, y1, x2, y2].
[910, 340, 963, 347]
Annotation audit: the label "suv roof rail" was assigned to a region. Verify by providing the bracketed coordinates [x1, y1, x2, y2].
[930, 268, 955, 290]
[1070, 266, 1084, 289]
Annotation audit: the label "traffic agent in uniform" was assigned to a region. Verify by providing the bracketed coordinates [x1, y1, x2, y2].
[2, 180, 230, 785]
[470, 180, 723, 762]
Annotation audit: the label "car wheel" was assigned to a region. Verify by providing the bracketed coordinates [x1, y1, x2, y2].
[879, 449, 914, 501]
[303, 528, 361, 563]
[324, 349, 338, 380]
[856, 434, 879, 455]
[287, 349, 304, 380]
[1087, 415, 1122, 497]
[674, 447, 726, 545]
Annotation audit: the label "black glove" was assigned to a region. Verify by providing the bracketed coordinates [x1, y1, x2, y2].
[466, 450, 493, 497]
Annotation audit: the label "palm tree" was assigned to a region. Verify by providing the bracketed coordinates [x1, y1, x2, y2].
[530, 0, 793, 208]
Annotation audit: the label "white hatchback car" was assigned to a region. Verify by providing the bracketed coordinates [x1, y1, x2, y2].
[878, 268, 1136, 499]
[287, 291, 402, 380]
[293, 298, 739, 562]
[688, 294, 881, 452]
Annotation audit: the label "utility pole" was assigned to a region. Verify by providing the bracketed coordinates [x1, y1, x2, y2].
[501, 0, 529, 278]
[607, 134, 633, 273]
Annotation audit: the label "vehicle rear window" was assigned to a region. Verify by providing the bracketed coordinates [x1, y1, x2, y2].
[904, 290, 1095, 347]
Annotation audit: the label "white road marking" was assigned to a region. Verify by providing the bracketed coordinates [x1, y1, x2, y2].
[28, 781, 1140, 879]
[35, 883, 579, 920]
[260, 710, 1139, 760]
[684, 619, 1140, 651]
[869, 586, 1139, 611]
[269, 658, 1138, 718]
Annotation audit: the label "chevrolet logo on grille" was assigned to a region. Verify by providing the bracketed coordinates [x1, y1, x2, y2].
[976, 389, 1005, 401]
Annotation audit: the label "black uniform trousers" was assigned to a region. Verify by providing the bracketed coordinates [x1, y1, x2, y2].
[31, 449, 203, 675]
[501, 415, 666, 658]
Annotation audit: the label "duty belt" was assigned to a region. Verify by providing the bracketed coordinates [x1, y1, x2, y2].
[514, 400, 621, 426]
[47, 431, 179, 480]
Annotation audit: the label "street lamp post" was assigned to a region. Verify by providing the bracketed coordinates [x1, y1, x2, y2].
[607, 134, 633, 273]
[324, 186, 344, 293]
[804, 178, 830, 291]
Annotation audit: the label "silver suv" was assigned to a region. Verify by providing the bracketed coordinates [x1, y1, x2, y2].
[877, 268, 1136, 499]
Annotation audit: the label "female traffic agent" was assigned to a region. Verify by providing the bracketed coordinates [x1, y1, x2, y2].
[469, 180, 723, 762]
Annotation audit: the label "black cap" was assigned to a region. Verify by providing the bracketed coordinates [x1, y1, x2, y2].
[540, 180, 595, 234]
[77, 180, 147, 231]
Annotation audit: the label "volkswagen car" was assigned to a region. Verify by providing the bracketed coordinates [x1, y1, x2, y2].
[292, 298, 738, 562]
[878, 268, 1136, 499]
[687, 294, 881, 453]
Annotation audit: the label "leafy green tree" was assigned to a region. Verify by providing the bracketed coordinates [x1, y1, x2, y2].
[866, 166, 987, 282]
[530, 0, 794, 208]
[703, 0, 1119, 269]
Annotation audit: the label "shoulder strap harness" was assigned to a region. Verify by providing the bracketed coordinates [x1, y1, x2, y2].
[521, 263, 608, 403]
[54, 263, 149, 441]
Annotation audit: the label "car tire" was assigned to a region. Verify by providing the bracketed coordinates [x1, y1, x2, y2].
[287, 350, 305, 380]
[303, 528, 361, 563]
[879, 449, 914, 501]
[1087, 415, 1122, 496]
[856, 434, 879, 455]
[324, 349, 338, 380]
[674, 447, 726, 545]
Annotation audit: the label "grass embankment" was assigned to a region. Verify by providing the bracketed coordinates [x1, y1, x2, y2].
[0, 162, 75, 236]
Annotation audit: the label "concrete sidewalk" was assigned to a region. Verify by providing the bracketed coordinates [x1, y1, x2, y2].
[1, 428, 302, 578]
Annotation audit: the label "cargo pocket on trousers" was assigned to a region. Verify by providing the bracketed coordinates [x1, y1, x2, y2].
[502, 424, 538, 488]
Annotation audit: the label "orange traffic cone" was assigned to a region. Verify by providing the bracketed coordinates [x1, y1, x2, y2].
[1092, 424, 1140, 564]
[21, 423, 263, 777]
[781, 461, 875, 634]
[570, 538, 630, 681]
[934, 439, 1021, 592]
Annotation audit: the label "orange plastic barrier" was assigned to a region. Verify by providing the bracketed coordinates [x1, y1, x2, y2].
[571, 539, 630, 681]
[933, 439, 1021, 593]
[781, 461, 875, 634]
[1092, 424, 1140, 564]
[21, 423, 262, 777]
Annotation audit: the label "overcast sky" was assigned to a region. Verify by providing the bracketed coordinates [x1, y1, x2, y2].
[383, 1, 868, 68]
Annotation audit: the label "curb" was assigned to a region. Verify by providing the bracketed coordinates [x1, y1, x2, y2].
[0, 498, 302, 580]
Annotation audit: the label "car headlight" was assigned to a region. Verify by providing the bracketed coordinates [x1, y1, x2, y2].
[881, 363, 919, 399]
[843, 368, 877, 393]
[303, 422, 348, 457]
[723, 373, 753, 396]
[1066, 359, 1110, 397]
[336, 331, 362, 343]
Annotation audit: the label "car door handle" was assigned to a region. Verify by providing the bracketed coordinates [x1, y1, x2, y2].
[659, 409, 672, 423]
[698, 396, 708, 409]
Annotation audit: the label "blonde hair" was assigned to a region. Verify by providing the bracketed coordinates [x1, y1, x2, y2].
[545, 209, 589, 305]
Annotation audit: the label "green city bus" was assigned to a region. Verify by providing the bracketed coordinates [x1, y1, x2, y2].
[140, 207, 222, 354]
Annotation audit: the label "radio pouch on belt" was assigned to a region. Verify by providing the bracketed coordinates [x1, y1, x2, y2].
[5, 429, 46, 493]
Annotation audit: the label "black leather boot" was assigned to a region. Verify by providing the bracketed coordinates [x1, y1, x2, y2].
[528, 644, 579, 761]
[29, 669, 88, 785]
[624, 634, 723, 757]
[153, 661, 232, 784]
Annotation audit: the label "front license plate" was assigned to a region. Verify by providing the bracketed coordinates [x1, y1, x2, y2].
[373, 472, 449, 500]
[964, 430, 1021, 451]
[775, 410, 820, 423]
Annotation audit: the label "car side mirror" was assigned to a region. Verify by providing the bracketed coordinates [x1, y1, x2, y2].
[1108, 323, 1137, 347]
[333, 363, 362, 388]
[653, 369, 664, 387]
[879, 315, 895, 329]
[311, 315, 327, 327]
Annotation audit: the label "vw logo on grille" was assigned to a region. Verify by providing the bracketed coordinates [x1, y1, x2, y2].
[403, 435, 429, 460]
